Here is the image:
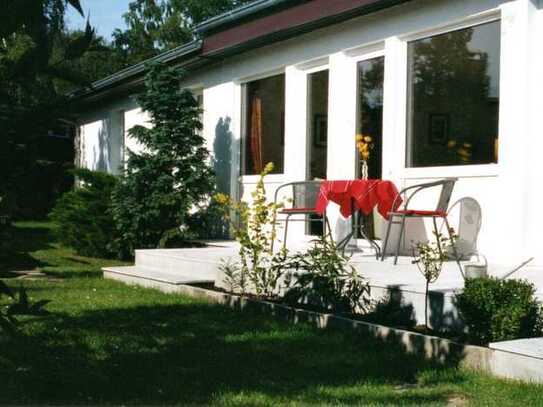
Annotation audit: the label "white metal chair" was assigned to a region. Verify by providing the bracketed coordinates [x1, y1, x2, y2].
[444, 197, 482, 260]
[381, 178, 462, 272]
[272, 181, 332, 250]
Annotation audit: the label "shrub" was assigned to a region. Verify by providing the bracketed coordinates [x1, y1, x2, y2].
[284, 235, 370, 315]
[50, 168, 118, 258]
[215, 162, 286, 299]
[112, 62, 214, 257]
[455, 277, 542, 345]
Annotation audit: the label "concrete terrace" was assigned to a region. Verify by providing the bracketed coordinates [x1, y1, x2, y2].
[103, 240, 543, 322]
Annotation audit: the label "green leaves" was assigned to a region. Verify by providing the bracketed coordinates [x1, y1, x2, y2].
[67, 0, 84, 17]
[285, 235, 370, 314]
[111, 63, 214, 258]
[1, 284, 51, 334]
[456, 277, 543, 345]
[50, 169, 119, 258]
[64, 18, 95, 60]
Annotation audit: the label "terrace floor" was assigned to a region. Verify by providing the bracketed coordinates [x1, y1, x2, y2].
[103, 239, 543, 326]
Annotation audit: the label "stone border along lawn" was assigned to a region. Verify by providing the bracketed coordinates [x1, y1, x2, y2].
[105, 270, 543, 384]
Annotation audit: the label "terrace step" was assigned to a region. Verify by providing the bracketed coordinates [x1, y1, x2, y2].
[134, 246, 237, 280]
[490, 338, 543, 360]
[103, 266, 214, 285]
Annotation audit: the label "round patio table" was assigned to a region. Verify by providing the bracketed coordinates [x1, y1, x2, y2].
[315, 179, 402, 257]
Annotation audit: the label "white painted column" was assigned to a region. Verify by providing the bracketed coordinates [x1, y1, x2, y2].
[518, 0, 543, 265]
[493, 0, 535, 263]
[327, 51, 358, 241]
[202, 82, 239, 198]
[382, 37, 408, 187]
[283, 65, 309, 182]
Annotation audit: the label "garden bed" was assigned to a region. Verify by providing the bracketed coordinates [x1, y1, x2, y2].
[175, 282, 543, 383]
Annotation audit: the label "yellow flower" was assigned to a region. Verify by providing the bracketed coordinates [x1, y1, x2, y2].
[263, 162, 274, 174]
[214, 193, 230, 205]
[355, 133, 374, 160]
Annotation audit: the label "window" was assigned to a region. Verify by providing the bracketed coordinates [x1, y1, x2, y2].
[242, 73, 285, 175]
[406, 21, 501, 167]
[357, 56, 384, 179]
[307, 69, 329, 236]
[307, 69, 329, 180]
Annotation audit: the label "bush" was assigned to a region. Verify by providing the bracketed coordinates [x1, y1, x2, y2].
[284, 235, 370, 315]
[50, 169, 118, 258]
[455, 277, 542, 345]
[112, 62, 214, 257]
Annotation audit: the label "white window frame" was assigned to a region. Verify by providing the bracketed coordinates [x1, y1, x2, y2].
[397, 9, 502, 180]
[238, 69, 287, 184]
[304, 63, 329, 181]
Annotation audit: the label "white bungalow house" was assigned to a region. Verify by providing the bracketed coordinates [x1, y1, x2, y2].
[75, 0, 543, 272]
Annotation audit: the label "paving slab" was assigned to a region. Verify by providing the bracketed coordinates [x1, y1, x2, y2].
[103, 266, 214, 285]
[490, 338, 543, 359]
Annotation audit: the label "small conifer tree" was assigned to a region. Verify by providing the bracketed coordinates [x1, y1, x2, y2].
[112, 63, 214, 257]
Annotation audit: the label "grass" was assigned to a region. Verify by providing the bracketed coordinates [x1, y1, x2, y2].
[1, 221, 543, 405]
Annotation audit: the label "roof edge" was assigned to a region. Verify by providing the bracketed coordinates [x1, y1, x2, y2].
[69, 39, 203, 99]
[194, 0, 302, 35]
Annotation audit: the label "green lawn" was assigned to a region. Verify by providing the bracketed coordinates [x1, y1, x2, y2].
[1, 222, 542, 406]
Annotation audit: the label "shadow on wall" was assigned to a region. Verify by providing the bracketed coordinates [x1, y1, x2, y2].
[93, 119, 111, 172]
[213, 117, 232, 194]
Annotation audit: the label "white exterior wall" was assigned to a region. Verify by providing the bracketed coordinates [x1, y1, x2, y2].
[78, 97, 143, 174]
[78, 0, 543, 266]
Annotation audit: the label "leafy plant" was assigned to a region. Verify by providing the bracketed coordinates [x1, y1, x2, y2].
[50, 168, 118, 258]
[0, 282, 50, 335]
[215, 163, 286, 299]
[284, 235, 370, 315]
[412, 230, 455, 329]
[112, 62, 214, 258]
[455, 277, 542, 345]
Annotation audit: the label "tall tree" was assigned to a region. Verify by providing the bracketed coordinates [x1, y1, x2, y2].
[0, 0, 94, 218]
[112, 0, 252, 65]
[112, 63, 214, 257]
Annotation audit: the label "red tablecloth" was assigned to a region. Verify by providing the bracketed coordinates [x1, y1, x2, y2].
[315, 179, 402, 220]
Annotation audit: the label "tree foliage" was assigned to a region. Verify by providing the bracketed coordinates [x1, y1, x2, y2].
[50, 169, 118, 258]
[112, 62, 214, 257]
[0, 0, 95, 218]
[112, 0, 253, 65]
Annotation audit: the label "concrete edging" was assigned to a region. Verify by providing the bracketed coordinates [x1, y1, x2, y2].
[103, 270, 543, 383]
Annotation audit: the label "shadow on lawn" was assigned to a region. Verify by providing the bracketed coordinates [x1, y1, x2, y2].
[0, 223, 53, 275]
[1, 299, 467, 405]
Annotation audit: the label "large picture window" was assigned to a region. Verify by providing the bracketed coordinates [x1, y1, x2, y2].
[242, 73, 285, 175]
[406, 21, 501, 167]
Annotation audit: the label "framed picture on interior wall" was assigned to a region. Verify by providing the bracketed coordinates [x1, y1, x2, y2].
[314, 114, 328, 148]
[428, 113, 449, 145]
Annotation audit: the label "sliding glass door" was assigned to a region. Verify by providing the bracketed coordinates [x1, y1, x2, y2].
[356, 56, 385, 239]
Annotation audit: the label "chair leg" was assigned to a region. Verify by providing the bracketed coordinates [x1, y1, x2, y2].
[432, 217, 442, 255]
[381, 215, 394, 261]
[444, 217, 464, 278]
[282, 215, 290, 250]
[394, 215, 407, 265]
[325, 216, 334, 244]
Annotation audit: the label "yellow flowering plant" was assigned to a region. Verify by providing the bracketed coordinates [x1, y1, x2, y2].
[213, 162, 288, 298]
[356, 134, 374, 161]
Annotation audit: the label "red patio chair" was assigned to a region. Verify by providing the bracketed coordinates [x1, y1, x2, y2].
[272, 181, 332, 250]
[381, 178, 462, 272]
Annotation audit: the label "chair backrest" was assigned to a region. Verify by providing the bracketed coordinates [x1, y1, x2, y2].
[446, 197, 482, 256]
[275, 181, 322, 210]
[401, 178, 458, 212]
[436, 178, 457, 213]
